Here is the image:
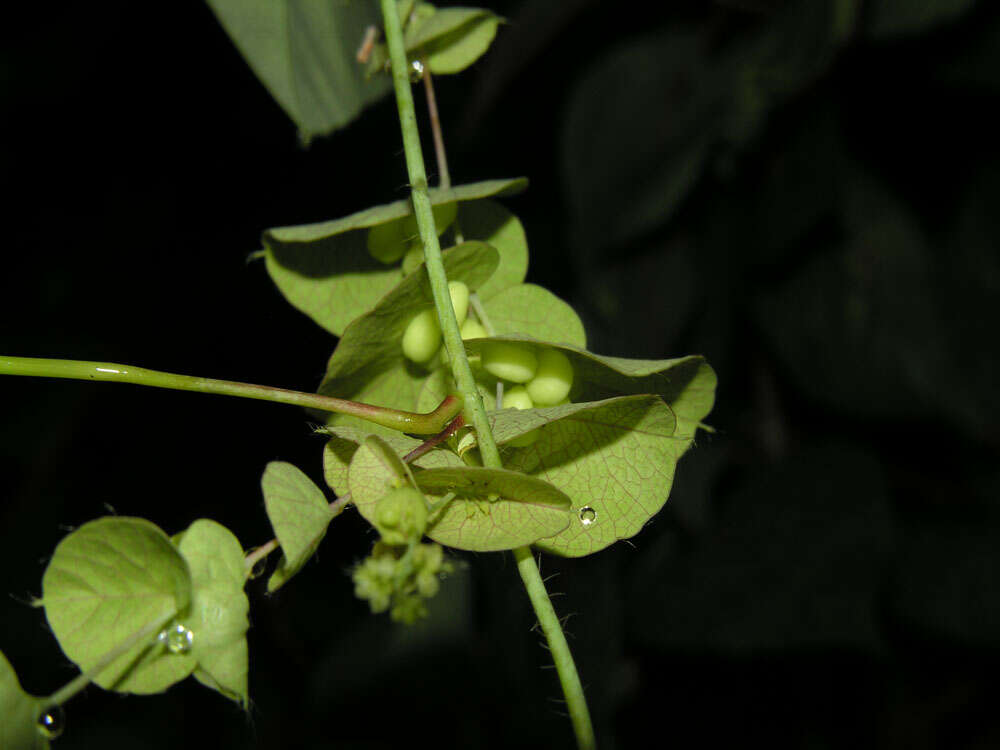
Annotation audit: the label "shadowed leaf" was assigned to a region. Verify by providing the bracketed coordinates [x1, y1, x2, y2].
[262, 462, 336, 591]
[264, 178, 525, 335]
[206, 0, 390, 142]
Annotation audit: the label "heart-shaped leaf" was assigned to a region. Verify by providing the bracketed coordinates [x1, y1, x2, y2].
[263, 178, 526, 335]
[175, 520, 250, 707]
[348, 437, 571, 551]
[261, 462, 335, 592]
[41, 517, 193, 694]
[0, 651, 47, 750]
[206, 0, 391, 143]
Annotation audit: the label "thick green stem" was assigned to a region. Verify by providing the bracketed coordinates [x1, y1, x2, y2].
[379, 4, 596, 748]
[0, 356, 460, 435]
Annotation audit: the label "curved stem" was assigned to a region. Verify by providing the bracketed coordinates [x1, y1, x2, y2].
[0, 356, 460, 435]
[379, 4, 595, 748]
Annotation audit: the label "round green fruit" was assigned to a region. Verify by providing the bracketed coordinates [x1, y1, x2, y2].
[366, 220, 409, 264]
[402, 309, 442, 364]
[526, 348, 574, 406]
[460, 318, 487, 340]
[501, 385, 534, 410]
[481, 342, 538, 383]
[401, 241, 424, 275]
[448, 281, 470, 326]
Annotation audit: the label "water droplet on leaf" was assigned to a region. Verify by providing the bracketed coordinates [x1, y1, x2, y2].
[409, 59, 425, 82]
[578, 506, 597, 527]
[157, 623, 194, 654]
[36, 704, 65, 739]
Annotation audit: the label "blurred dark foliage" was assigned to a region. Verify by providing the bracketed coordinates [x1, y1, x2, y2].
[2, 0, 999, 747]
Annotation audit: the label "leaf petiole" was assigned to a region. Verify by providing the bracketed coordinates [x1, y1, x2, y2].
[0, 355, 461, 435]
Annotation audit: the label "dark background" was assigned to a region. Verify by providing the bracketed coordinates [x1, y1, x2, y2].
[3, 0, 1000, 747]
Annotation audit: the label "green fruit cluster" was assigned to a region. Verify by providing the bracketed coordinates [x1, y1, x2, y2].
[480, 343, 574, 447]
[352, 541, 452, 624]
[366, 202, 457, 266]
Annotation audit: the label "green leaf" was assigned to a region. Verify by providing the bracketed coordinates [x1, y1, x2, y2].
[493, 396, 683, 557]
[322, 426, 464, 496]
[406, 8, 502, 75]
[41, 517, 194, 694]
[205, 0, 391, 143]
[317, 242, 499, 432]
[458, 199, 527, 302]
[0, 651, 47, 750]
[348, 438, 572, 551]
[175, 520, 250, 707]
[448, 340, 716, 556]
[261, 461, 336, 591]
[482, 284, 587, 348]
[263, 178, 526, 335]
[865, 0, 976, 37]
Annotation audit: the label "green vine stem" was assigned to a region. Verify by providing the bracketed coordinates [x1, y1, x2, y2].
[43, 611, 176, 709]
[0, 356, 460, 435]
[379, 3, 596, 748]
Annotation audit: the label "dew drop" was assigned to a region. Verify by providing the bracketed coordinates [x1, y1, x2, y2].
[36, 704, 65, 740]
[157, 623, 194, 654]
[409, 59, 425, 82]
[578, 506, 597, 527]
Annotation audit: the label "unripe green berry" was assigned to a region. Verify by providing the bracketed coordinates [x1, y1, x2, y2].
[501, 385, 534, 410]
[366, 220, 409, 264]
[448, 281, 470, 326]
[500, 385, 540, 447]
[460, 319, 487, 339]
[526, 348, 574, 406]
[481, 342, 538, 383]
[401, 241, 424, 275]
[367, 203, 456, 266]
[402, 309, 442, 364]
[374, 486, 428, 546]
[431, 201, 457, 233]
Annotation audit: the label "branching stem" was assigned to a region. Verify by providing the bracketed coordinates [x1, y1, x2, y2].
[0, 356, 460, 435]
[379, 4, 595, 748]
